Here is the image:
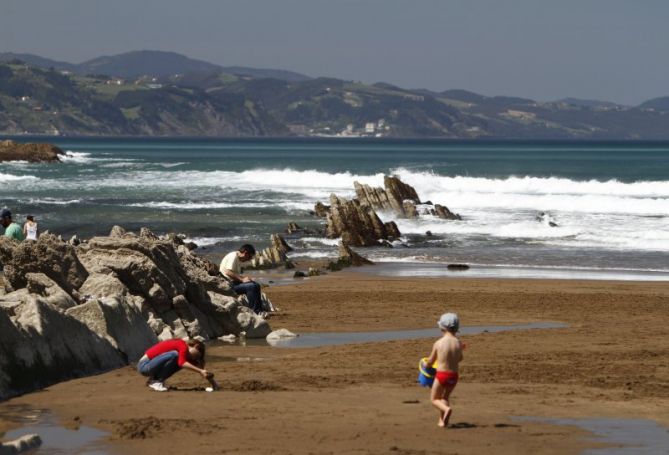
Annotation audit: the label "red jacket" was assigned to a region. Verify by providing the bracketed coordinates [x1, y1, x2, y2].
[144, 339, 189, 367]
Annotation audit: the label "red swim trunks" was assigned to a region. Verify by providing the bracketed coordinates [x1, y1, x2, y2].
[436, 371, 459, 387]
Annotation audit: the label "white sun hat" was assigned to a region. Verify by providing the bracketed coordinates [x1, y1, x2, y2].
[437, 313, 459, 332]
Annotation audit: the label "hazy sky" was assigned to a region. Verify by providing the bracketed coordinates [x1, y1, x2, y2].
[2, 0, 668, 105]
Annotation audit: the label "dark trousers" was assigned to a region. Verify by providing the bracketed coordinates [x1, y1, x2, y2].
[137, 351, 180, 382]
[232, 281, 263, 313]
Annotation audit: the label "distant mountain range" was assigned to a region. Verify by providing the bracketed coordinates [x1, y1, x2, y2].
[1, 50, 669, 138]
[0, 50, 311, 82]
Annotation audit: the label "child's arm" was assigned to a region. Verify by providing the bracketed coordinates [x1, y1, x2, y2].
[425, 342, 438, 367]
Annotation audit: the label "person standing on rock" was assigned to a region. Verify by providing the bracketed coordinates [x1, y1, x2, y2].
[23, 215, 38, 240]
[1, 208, 24, 241]
[219, 244, 263, 314]
[137, 338, 215, 392]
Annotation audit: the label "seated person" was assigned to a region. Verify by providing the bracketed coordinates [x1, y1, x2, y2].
[219, 244, 263, 314]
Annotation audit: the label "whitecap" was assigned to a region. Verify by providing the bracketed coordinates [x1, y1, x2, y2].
[0, 172, 39, 182]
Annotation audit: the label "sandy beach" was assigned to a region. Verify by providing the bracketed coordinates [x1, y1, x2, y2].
[1, 273, 668, 454]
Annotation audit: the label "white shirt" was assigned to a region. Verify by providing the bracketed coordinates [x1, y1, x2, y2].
[25, 222, 38, 240]
[219, 251, 241, 280]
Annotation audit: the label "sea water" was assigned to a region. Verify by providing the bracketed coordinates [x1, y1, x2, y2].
[1, 137, 667, 280]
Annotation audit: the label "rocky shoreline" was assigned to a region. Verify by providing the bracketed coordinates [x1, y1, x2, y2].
[0, 140, 64, 163]
[0, 174, 462, 403]
[0, 226, 271, 401]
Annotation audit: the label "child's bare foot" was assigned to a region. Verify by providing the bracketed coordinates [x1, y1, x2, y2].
[441, 408, 452, 428]
[437, 412, 445, 427]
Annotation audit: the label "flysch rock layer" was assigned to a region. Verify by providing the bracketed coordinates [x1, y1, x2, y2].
[354, 175, 461, 220]
[325, 194, 400, 247]
[0, 227, 272, 401]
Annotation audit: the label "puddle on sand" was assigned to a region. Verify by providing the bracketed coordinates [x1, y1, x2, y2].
[516, 417, 669, 454]
[1, 409, 110, 455]
[229, 322, 567, 348]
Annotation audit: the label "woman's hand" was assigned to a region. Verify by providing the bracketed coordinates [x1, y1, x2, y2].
[201, 369, 214, 379]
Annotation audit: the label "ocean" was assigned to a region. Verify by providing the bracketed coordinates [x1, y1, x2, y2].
[1, 137, 668, 280]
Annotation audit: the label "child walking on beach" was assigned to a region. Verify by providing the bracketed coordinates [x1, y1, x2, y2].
[424, 313, 463, 428]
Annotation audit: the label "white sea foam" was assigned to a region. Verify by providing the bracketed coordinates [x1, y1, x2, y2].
[66, 168, 669, 216]
[0, 172, 39, 182]
[37, 168, 380, 201]
[16, 165, 669, 254]
[61, 151, 142, 165]
[388, 169, 669, 216]
[28, 198, 81, 205]
[60, 151, 93, 163]
[183, 236, 243, 246]
[290, 250, 337, 259]
[100, 162, 144, 168]
[294, 237, 340, 246]
[127, 200, 314, 211]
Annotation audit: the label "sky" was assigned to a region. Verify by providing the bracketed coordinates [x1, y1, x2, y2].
[2, 0, 668, 105]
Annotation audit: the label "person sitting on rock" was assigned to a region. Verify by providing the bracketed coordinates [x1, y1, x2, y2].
[137, 338, 214, 392]
[1, 208, 24, 241]
[219, 244, 263, 314]
[23, 215, 38, 241]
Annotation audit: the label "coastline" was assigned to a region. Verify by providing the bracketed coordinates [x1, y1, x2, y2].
[1, 273, 667, 454]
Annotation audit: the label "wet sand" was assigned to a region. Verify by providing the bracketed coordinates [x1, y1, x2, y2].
[1, 273, 668, 454]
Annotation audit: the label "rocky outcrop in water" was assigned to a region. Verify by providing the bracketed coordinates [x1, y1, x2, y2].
[0, 227, 272, 401]
[354, 176, 420, 217]
[0, 140, 64, 163]
[325, 194, 400, 247]
[248, 234, 293, 269]
[338, 241, 374, 266]
[354, 175, 461, 220]
[313, 202, 330, 218]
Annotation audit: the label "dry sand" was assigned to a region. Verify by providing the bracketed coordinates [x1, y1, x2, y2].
[1, 273, 668, 454]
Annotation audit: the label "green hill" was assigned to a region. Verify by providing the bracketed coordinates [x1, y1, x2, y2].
[3, 57, 669, 138]
[0, 63, 286, 136]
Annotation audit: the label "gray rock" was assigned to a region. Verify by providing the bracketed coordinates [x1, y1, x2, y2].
[236, 308, 271, 338]
[266, 328, 298, 340]
[66, 296, 157, 362]
[0, 433, 42, 454]
[79, 273, 128, 299]
[25, 273, 77, 311]
[0, 234, 88, 295]
[337, 241, 374, 267]
[0, 298, 125, 401]
[248, 234, 293, 269]
[109, 225, 126, 238]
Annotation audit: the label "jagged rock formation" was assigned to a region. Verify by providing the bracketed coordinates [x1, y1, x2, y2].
[326, 242, 374, 271]
[285, 222, 302, 234]
[0, 140, 64, 163]
[338, 241, 374, 266]
[325, 194, 400, 247]
[354, 175, 461, 220]
[285, 222, 320, 236]
[313, 202, 330, 218]
[354, 176, 420, 216]
[248, 234, 293, 269]
[0, 433, 42, 453]
[0, 228, 272, 401]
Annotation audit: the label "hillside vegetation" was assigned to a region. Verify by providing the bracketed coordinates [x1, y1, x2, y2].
[1, 51, 669, 138]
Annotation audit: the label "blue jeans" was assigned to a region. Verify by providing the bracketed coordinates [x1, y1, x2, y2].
[137, 351, 180, 382]
[232, 281, 262, 313]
